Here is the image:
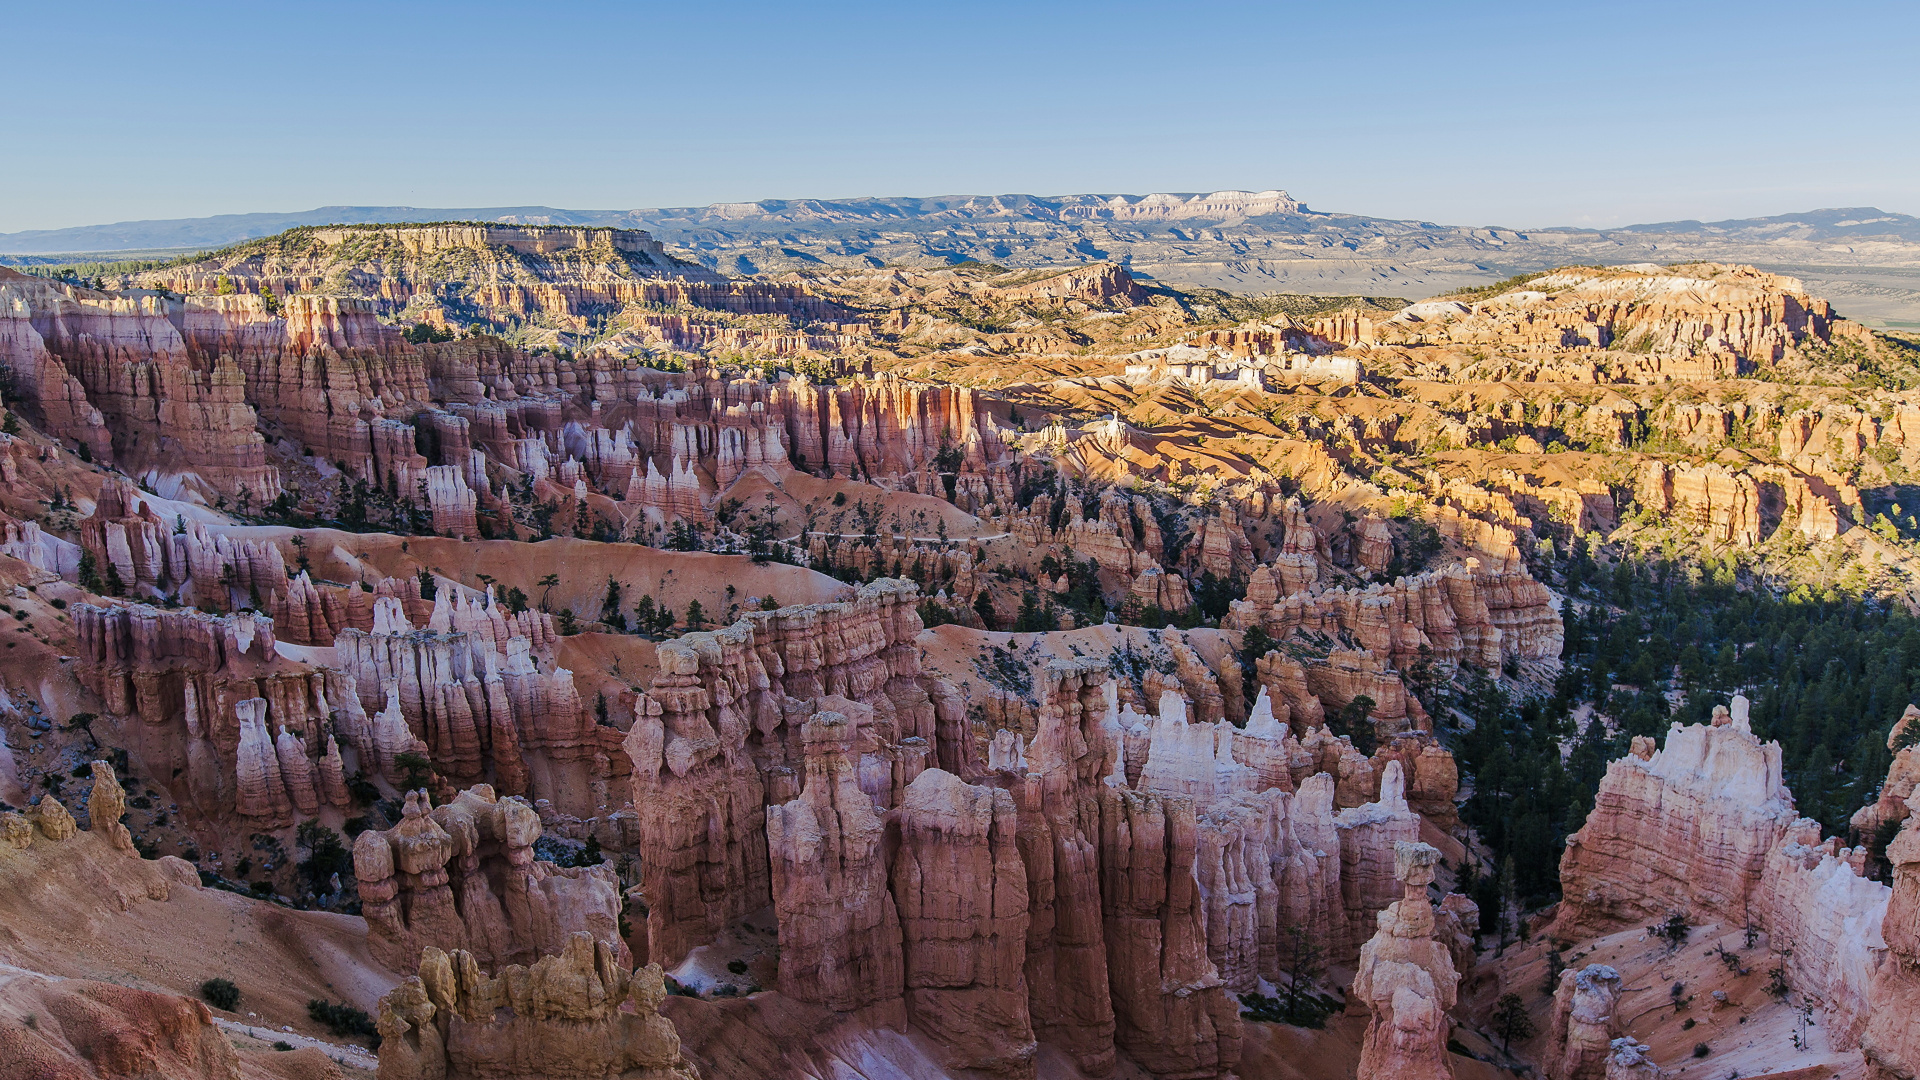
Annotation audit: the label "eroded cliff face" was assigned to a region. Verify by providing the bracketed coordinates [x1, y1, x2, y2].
[1550, 697, 1920, 1079]
[1375, 264, 1849, 370]
[622, 578, 943, 966]
[375, 933, 700, 1080]
[892, 768, 1036, 1076]
[1556, 697, 1796, 936]
[1866, 789, 1920, 1079]
[354, 786, 627, 973]
[600, 605, 1484, 1080]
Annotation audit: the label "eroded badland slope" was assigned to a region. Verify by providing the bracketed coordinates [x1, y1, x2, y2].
[0, 223, 1917, 1079]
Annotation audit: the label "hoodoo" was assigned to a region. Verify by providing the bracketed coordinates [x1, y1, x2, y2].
[3, 132, 1919, 1080]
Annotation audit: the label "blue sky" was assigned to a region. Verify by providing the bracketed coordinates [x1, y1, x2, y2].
[2, 0, 1915, 233]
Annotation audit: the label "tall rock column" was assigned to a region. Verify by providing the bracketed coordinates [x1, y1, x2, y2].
[623, 635, 770, 965]
[1351, 841, 1459, 1080]
[892, 768, 1036, 1077]
[355, 789, 469, 970]
[1016, 660, 1118, 1074]
[766, 711, 904, 1018]
[1546, 964, 1623, 1080]
[86, 760, 135, 852]
[1099, 784, 1243, 1080]
[1865, 789, 1920, 1080]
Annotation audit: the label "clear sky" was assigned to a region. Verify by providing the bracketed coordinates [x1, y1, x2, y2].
[3, 0, 1916, 234]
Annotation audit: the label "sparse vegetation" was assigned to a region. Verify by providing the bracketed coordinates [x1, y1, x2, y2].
[199, 978, 240, 1011]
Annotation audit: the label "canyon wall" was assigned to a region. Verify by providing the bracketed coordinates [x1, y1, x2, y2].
[608, 594, 1474, 1079]
[1556, 697, 1920, 1074]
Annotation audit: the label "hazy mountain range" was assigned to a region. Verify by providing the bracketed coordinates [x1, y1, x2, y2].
[6, 192, 1918, 325]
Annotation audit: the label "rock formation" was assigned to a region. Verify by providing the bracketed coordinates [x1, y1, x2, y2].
[1351, 841, 1459, 1080]
[765, 711, 905, 1015]
[623, 579, 949, 966]
[0, 966, 244, 1080]
[1336, 760, 1426, 953]
[86, 759, 135, 852]
[1558, 697, 1920, 1076]
[1557, 697, 1795, 936]
[1863, 787, 1920, 1079]
[374, 932, 700, 1080]
[1545, 965, 1623, 1080]
[1605, 1040, 1666, 1080]
[892, 768, 1036, 1077]
[1228, 558, 1562, 670]
[353, 786, 627, 972]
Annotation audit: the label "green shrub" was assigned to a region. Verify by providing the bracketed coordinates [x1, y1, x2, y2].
[307, 998, 379, 1046]
[199, 978, 240, 1011]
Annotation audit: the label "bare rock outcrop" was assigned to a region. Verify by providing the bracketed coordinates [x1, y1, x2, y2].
[0, 964, 243, 1080]
[1605, 1039, 1666, 1080]
[892, 767, 1036, 1077]
[765, 711, 905, 1015]
[1556, 697, 1795, 936]
[1099, 784, 1243, 1080]
[1013, 659, 1120, 1074]
[1853, 704, 1920, 845]
[1351, 841, 1459, 1080]
[624, 579, 951, 966]
[375, 932, 700, 1080]
[1336, 760, 1424, 953]
[354, 785, 626, 973]
[1545, 964, 1622, 1080]
[86, 759, 135, 852]
[1863, 788, 1920, 1080]
[1227, 559, 1561, 669]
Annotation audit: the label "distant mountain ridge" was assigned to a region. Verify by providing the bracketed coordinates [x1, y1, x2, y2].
[6, 192, 1920, 324]
[1607, 206, 1920, 243]
[0, 190, 1317, 253]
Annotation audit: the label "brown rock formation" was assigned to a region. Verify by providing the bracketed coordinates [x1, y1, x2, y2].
[374, 933, 700, 1080]
[893, 768, 1037, 1077]
[1099, 783, 1243, 1080]
[1556, 698, 1795, 936]
[1865, 789, 1920, 1080]
[354, 785, 626, 972]
[86, 759, 135, 853]
[765, 711, 905, 1015]
[1351, 841, 1459, 1080]
[0, 966, 243, 1080]
[1227, 559, 1562, 668]
[1854, 704, 1920, 846]
[624, 579, 952, 967]
[1376, 263, 1845, 368]
[1336, 760, 1425, 953]
[1013, 659, 1119, 1074]
[1545, 964, 1623, 1080]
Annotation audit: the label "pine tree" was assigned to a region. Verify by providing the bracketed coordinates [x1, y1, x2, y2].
[1493, 992, 1536, 1052]
[973, 592, 996, 630]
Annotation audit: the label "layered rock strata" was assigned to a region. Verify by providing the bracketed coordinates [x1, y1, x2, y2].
[1557, 697, 1920, 1075]
[353, 786, 627, 972]
[1351, 841, 1460, 1080]
[622, 579, 951, 965]
[893, 768, 1036, 1076]
[374, 932, 700, 1080]
[1545, 964, 1623, 1080]
[765, 711, 905, 1015]
[1229, 558, 1562, 669]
